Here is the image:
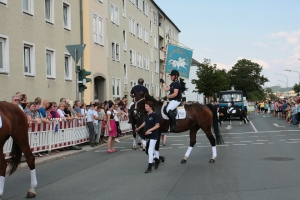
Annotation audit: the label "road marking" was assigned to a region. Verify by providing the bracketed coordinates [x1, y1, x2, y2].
[168, 135, 189, 138]
[170, 144, 184, 145]
[160, 147, 173, 149]
[121, 149, 132, 152]
[232, 137, 243, 138]
[233, 144, 247, 146]
[224, 142, 234, 143]
[289, 139, 300, 140]
[287, 141, 299, 144]
[252, 143, 264, 144]
[273, 123, 285, 127]
[256, 140, 268, 141]
[290, 134, 300, 136]
[219, 145, 229, 146]
[172, 140, 183, 141]
[249, 136, 259, 137]
[250, 121, 258, 132]
[178, 146, 190, 148]
[196, 146, 210, 148]
[113, 147, 125, 148]
[278, 139, 286, 141]
[276, 135, 286, 136]
[240, 141, 253, 142]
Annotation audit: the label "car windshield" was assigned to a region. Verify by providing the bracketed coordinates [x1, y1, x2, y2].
[219, 93, 243, 103]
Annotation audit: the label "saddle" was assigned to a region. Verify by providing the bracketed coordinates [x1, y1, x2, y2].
[227, 108, 236, 114]
[161, 102, 186, 120]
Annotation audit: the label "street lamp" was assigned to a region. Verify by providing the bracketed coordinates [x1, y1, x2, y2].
[284, 68, 300, 84]
[278, 80, 287, 96]
[275, 73, 288, 89]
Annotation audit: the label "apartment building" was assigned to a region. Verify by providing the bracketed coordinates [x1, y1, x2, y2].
[0, 0, 81, 102]
[104, 0, 181, 101]
[82, 0, 108, 103]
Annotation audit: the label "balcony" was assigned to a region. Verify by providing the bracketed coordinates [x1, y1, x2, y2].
[159, 26, 164, 39]
[160, 50, 164, 61]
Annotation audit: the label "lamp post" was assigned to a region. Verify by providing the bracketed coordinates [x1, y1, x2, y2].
[278, 80, 287, 97]
[284, 69, 300, 84]
[275, 73, 288, 93]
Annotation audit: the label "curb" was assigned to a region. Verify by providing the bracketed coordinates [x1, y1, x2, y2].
[13, 134, 133, 173]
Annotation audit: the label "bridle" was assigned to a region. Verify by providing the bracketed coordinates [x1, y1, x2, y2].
[133, 97, 145, 120]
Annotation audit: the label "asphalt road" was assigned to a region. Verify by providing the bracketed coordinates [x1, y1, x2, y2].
[3, 113, 300, 200]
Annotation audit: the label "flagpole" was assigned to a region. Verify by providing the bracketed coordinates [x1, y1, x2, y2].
[159, 32, 170, 100]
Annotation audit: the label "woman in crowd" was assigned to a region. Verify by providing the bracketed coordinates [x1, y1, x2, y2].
[50, 102, 60, 118]
[81, 103, 87, 117]
[107, 100, 118, 153]
[98, 103, 107, 143]
[57, 102, 72, 120]
[136, 101, 160, 173]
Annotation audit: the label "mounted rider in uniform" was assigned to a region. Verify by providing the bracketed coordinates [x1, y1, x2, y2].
[128, 78, 149, 123]
[227, 97, 235, 114]
[160, 70, 182, 132]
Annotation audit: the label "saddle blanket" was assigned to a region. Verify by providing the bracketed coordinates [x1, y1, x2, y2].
[0, 115, 2, 128]
[161, 104, 186, 120]
[227, 109, 236, 114]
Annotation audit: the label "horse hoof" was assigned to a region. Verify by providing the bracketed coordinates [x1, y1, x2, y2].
[181, 159, 187, 164]
[209, 159, 215, 163]
[159, 156, 165, 163]
[26, 192, 36, 198]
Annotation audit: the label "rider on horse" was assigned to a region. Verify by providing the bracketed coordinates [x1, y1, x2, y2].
[227, 97, 235, 114]
[160, 69, 182, 132]
[128, 78, 149, 123]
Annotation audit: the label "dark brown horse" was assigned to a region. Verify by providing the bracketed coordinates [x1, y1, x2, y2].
[136, 94, 224, 164]
[0, 102, 37, 199]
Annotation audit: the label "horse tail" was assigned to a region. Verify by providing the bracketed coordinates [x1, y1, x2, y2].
[207, 104, 224, 145]
[8, 140, 22, 176]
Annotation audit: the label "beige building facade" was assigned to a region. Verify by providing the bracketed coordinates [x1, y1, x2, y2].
[0, 0, 81, 102]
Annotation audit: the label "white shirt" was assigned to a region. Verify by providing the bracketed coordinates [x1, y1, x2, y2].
[57, 109, 65, 118]
[87, 109, 94, 122]
[93, 110, 99, 124]
[113, 109, 119, 122]
[81, 108, 87, 116]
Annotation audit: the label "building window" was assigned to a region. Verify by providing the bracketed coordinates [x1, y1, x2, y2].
[23, 0, 34, 15]
[112, 78, 121, 98]
[123, 30, 127, 51]
[98, 0, 103, 3]
[155, 84, 159, 98]
[146, 56, 149, 70]
[150, 20, 152, 36]
[150, 45, 153, 62]
[153, 11, 158, 25]
[63, 2, 71, 30]
[130, 0, 135, 4]
[124, 63, 127, 84]
[136, 22, 140, 38]
[143, 1, 148, 16]
[155, 60, 159, 73]
[144, 28, 148, 43]
[131, 80, 137, 89]
[45, 0, 54, 23]
[110, 3, 119, 25]
[46, 48, 56, 78]
[139, 53, 142, 68]
[154, 35, 158, 49]
[0, 36, 9, 74]
[23, 42, 35, 76]
[122, 0, 126, 17]
[112, 41, 120, 61]
[93, 14, 104, 45]
[64, 54, 72, 80]
[136, 0, 142, 10]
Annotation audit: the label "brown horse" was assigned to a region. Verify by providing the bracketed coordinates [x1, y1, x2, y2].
[136, 94, 224, 164]
[0, 102, 37, 199]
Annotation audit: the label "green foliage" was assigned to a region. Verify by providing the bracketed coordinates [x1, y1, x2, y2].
[191, 59, 230, 98]
[228, 59, 269, 98]
[247, 91, 265, 101]
[264, 87, 277, 100]
[292, 83, 300, 94]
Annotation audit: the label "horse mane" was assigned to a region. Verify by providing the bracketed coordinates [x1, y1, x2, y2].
[145, 94, 162, 105]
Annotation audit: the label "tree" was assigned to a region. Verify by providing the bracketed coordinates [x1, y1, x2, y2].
[264, 87, 277, 100]
[292, 83, 300, 94]
[192, 59, 230, 99]
[228, 59, 269, 98]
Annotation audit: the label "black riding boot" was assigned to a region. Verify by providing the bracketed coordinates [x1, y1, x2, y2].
[167, 110, 177, 132]
[145, 163, 152, 173]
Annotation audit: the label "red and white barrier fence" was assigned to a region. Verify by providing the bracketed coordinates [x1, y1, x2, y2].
[3, 116, 132, 159]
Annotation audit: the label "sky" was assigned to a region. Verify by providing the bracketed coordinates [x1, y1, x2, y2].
[155, 0, 300, 88]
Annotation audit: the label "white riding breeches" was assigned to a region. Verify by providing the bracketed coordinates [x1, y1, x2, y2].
[228, 107, 234, 113]
[166, 100, 181, 112]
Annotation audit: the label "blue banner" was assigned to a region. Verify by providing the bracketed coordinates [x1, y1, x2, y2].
[165, 44, 193, 79]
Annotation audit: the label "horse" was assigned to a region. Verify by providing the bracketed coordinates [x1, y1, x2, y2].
[219, 107, 249, 126]
[135, 94, 224, 164]
[0, 102, 37, 199]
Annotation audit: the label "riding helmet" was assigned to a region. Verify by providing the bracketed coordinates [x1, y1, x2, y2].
[169, 70, 179, 76]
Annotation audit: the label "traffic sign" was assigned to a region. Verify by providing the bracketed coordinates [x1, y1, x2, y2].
[66, 44, 86, 64]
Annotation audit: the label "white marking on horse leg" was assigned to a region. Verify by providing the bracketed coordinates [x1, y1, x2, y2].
[133, 138, 136, 146]
[155, 150, 159, 158]
[212, 146, 217, 159]
[184, 146, 193, 159]
[28, 186, 36, 194]
[0, 176, 5, 196]
[30, 169, 37, 188]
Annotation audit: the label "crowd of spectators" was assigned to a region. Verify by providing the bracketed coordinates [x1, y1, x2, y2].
[10, 92, 131, 156]
[253, 95, 300, 128]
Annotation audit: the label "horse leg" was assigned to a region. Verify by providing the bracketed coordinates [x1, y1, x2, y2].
[202, 124, 217, 163]
[181, 126, 198, 164]
[132, 121, 137, 150]
[0, 138, 9, 199]
[12, 136, 37, 198]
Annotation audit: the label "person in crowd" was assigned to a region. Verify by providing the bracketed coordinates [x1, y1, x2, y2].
[45, 102, 53, 119]
[98, 103, 107, 144]
[86, 104, 96, 147]
[286, 103, 292, 123]
[264, 101, 269, 114]
[81, 103, 87, 117]
[278, 101, 283, 119]
[160, 70, 182, 132]
[270, 101, 275, 117]
[290, 102, 298, 126]
[24, 102, 41, 124]
[101, 115, 108, 143]
[113, 102, 121, 142]
[50, 102, 60, 118]
[93, 104, 100, 146]
[107, 100, 118, 153]
[39, 100, 50, 118]
[35, 102, 51, 125]
[259, 101, 265, 114]
[135, 101, 160, 173]
[254, 101, 258, 115]
[75, 100, 83, 117]
[14, 92, 25, 111]
[56, 102, 72, 120]
[60, 98, 67, 103]
[20, 94, 28, 109]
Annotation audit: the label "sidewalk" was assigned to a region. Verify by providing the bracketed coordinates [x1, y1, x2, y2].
[15, 134, 132, 172]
